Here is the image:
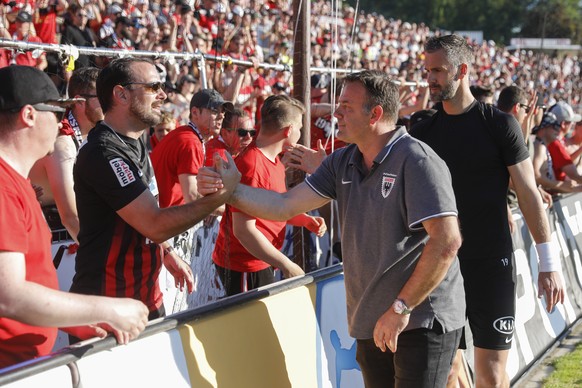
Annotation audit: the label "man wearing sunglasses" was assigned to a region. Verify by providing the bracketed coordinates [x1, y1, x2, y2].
[29, 67, 103, 244]
[497, 85, 541, 146]
[71, 59, 239, 322]
[0, 65, 149, 369]
[204, 107, 255, 166]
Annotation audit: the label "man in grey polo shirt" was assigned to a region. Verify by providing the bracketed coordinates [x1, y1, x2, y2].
[198, 70, 465, 387]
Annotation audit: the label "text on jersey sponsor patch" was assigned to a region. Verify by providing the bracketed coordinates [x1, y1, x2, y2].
[109, 157, 136, 187]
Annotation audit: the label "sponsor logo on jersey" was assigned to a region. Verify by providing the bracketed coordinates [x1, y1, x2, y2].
[493, 316, 514, 335]
[109, 157, 136, 187]
[381, 174, 396, 198]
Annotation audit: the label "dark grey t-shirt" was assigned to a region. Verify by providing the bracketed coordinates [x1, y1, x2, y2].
[306, 127, 466, 339]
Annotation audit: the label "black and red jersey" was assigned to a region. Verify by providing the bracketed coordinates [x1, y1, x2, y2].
[71, 123, 163, 314]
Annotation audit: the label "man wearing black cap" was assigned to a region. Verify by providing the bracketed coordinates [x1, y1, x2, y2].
[533, 113, 582, 193]
[152, 88, 233, 208]
[10, 10, 47, 69]
[150, 88, 234, 311]
[70, 59, 239, 322]
[0, 65, 149, 369]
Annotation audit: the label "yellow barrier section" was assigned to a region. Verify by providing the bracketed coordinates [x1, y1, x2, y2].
[179, 283, 319, 388]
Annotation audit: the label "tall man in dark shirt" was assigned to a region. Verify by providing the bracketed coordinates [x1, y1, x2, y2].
[410, 34, 565, 388]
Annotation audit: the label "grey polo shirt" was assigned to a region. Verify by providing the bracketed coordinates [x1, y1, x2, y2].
[305, 127, 466, 339]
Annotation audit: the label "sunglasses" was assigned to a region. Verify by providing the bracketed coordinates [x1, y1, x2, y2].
[122, 81, 164, 94]
[31, 103, 67, 122]
[518, 103, 531, 114]
[236, 128, 256, 137]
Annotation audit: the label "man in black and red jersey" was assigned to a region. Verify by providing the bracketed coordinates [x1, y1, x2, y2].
[70, 58, 239, 321]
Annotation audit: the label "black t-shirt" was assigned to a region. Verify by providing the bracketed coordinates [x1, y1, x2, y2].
[410, 101, 530, 259]
[60, 24, 97, 68]
[71, 123, 162, 311]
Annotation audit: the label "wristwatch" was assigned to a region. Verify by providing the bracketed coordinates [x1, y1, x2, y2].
[392, 298, 413, 315]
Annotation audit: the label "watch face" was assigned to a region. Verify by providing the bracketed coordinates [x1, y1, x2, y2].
[393, 300, 404, 314]
[393, 300, 411, 315]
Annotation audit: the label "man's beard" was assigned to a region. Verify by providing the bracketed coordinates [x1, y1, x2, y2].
[85, 104, 104, 126]
[430, 79, 457, 102]
[129, 97, 162, 127]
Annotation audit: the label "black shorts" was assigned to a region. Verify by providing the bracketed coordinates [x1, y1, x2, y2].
[215, 263, 275, 297]
[460, 254, 516, 350]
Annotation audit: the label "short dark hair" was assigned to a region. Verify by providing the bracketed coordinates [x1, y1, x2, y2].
[68, 67, 100, 97]
[260, 95, 305, 133]
[424, 34, 474, 69]
[497, 85, 527, 113]
[470, 85, 494, 102]
[344, 70, 400, 124]
[223, 107, 247, 129]
[97, 57, 154, 112]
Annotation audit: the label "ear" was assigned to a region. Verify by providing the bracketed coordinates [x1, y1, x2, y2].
[73, 94, 86, 107]
[512, 103, 520, 115]
[369, 105, 384, 125]
[456, 63, 468, 80]
[112, 85, 129, 105]
[20, 105, 36, 128]
[282, 125, 292, 138]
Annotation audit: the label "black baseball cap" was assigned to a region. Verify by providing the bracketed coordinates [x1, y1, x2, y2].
[190, 89, 234, 111]
[532, 112, 561, 134]
[311, 73, 330, 89]
[0, 66, 79, 112]
[16, 11, 32, 23]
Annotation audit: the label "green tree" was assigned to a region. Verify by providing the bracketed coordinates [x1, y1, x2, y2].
[520, 0, 582, 43]
[358, 0, 581, 44]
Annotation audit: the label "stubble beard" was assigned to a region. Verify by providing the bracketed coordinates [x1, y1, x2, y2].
[129, 98, 162, 127]
[430, 79, 458, 102]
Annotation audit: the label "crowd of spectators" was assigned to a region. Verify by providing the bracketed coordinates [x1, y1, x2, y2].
[0, 0, 579, 128]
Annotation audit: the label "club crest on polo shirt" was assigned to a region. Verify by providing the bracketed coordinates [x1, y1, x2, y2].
[109, 157, 136, 187]
[381, 173, 396, 198]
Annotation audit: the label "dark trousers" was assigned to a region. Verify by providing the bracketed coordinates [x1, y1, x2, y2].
[214, 263, 275, 296]
[356, 321, 461, 388]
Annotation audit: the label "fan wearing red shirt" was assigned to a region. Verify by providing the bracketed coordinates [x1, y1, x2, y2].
[9, 11, 47, 69]
[33, 0, 67, 44]
[204, 107, 254, 166]
[0, 66, 148, 369]
[152, 88, 233, 208]
[211, 95, 326, 296]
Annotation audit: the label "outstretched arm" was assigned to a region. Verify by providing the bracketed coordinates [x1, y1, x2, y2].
[0, 251, 148, 344]
[198, 153, 330, 220]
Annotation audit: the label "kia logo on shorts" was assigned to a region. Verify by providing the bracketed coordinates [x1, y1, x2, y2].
[493, 316, 514, 334]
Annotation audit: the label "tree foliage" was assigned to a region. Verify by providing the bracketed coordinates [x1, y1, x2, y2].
[359, 0, 581, 44]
